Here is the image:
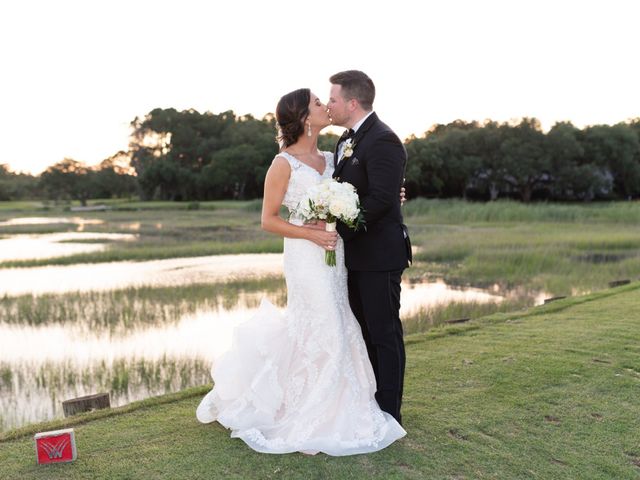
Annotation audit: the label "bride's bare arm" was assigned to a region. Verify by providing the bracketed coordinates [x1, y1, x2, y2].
[261, 156, 337, 250]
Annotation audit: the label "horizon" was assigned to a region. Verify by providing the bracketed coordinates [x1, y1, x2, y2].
[1, 0, 639, 175]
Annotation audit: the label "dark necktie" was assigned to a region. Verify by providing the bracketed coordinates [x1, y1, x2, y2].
[339, 128, 355, 143]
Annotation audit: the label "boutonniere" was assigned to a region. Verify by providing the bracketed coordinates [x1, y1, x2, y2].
[343, 138, 355, 159]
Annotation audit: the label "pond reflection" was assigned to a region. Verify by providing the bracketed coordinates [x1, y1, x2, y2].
[0, 232, 136, 262]
[0, 254, 285, 296]
[400, 280, 502, 315]
[0, 217, 103, 227]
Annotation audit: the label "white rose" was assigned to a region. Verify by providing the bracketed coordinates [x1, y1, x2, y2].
[329, 198, 349, 218]
[329, 181, 342, 193]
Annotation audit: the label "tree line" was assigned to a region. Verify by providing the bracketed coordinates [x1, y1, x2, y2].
[405, 118, 640, 202]
[2, 108, 639, 204]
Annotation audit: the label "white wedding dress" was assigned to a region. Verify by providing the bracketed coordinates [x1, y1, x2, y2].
[196, 151, 406, 455]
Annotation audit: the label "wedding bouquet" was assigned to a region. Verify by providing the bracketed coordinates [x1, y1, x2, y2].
[294, 178, 365, 266]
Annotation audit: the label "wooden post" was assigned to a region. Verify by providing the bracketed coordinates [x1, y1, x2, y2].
[544, 296, 567, 304]
[445, 317, 471, 324]
[62, 393, 110, 417]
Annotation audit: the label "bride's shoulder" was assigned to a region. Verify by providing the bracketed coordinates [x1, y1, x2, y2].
[269, 153, 293, 172]
[271, 152, 306, 175]
[272, 153, 290, 163]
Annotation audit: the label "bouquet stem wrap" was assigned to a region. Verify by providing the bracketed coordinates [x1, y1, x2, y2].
[325, 221, 337, 266]
[292, 178, 364, 268]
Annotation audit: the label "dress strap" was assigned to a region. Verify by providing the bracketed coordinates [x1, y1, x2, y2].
[277, 152, 302, 170]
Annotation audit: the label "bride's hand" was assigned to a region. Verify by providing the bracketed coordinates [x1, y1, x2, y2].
[302, 226, 338, 250]
[400, 186, 406, 206]
[302, 220, 327, 230]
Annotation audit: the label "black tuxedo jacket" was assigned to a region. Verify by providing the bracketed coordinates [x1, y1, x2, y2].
[333, 112, 411, 271]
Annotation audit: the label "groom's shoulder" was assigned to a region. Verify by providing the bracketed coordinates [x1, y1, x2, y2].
[369, 117, 402, 145]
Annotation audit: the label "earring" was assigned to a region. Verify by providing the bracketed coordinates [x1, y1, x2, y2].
[307, 122, 312, 137]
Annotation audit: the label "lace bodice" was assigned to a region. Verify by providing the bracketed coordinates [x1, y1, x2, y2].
[280, 151, 334, 214]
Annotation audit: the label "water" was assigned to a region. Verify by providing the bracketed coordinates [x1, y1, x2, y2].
[0, 254, 285, 296]
[0, 232, 137, 262]
[0, 275, 510, 431]
[0, 221, 521, 432]
[0, 217, 103, 227]
[0, 307, 257, 432]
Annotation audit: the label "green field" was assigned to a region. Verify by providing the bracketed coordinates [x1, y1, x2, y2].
[1, 282, 638, 479]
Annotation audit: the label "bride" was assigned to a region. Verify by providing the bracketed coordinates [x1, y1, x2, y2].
[196, 88, 406, 455]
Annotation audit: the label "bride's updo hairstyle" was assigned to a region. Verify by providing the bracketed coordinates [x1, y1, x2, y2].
[275, 88, 310, 149]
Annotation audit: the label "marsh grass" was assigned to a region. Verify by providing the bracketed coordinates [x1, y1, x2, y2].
[0, 277, 287, 431]
[98, 198, 260, 211]
[0, 198, 260, 213]
[0, 239, 284, 267]
[2, 198, 639, 311]
[0, 356, 212, 432]
[404, 201, 640, 295]
[402, 297, 531, 335]
[55, 238, 123, 244]
[21, 356, 211, 396]
[3, 199, 638, 297]
[1, 276, 530, 337]
[0, 202, 284, 266]
[2, 199, 637, 295]
[0, 277, 287, 330]
[403, 197, 640, 223]
[0, 201, 47, 212]
[0, 223, 78, 234]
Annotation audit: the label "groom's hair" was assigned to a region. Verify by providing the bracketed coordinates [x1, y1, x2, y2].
[329, 70, 375, 111]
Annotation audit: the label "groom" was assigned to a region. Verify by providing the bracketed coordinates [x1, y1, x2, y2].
[328, 70, 411, 425]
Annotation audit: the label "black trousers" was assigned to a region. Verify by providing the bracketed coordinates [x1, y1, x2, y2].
[347, 269, 405, 424]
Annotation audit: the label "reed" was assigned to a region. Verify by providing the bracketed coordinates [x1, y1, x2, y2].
[0, 277, 287, 329]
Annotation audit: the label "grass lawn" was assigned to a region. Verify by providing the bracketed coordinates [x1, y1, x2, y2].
[1, 282, 638, 479]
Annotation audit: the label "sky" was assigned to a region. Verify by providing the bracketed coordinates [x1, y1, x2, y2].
[1, 0, 638, 174]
